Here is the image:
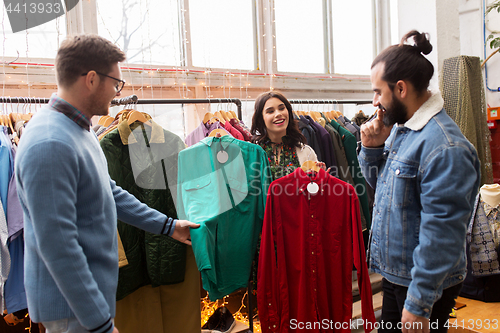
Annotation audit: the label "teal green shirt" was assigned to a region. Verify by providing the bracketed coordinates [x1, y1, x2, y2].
[177, 136, 271, 300]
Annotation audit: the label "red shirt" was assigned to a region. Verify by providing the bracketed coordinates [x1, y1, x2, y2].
[257, 168, 376, 333]
[222, 121, 244, 141]
[229, 118, 252, 141]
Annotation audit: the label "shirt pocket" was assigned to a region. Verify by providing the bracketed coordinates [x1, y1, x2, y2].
[182, 173, 215, 220]
[391, 162, 418, 208]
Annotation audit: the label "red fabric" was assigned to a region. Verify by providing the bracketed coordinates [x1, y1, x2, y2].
[257, 168, 376, 333]
[229, 118, 252, 141]
[222, 121, 244, 140]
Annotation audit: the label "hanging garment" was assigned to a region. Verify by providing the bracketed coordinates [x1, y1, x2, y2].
[330, 119, 370, 230]
[0, 200, 10, 313]
[100, 119, 200, 333]
[229, 119, 252, 141]
[100, 120, 188, 299]
[257, 168, 376, 333]
[299, 116, 325, 162]
[298, 117, 323, 162]
[185, 121, 230, 147]
[114, 248, 200, 333]
[466, 194, 500, 276]
[222, 121, 244, 140]
[177, 136, 271, 300]
[0, 127, 12, 213]
[304, 115, 337, 170]
[323, 122, 354, 186]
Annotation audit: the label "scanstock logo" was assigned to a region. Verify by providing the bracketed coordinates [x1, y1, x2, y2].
[3, 0, 79, 33]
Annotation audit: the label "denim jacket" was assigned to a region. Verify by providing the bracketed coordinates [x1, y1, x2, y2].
[358, 93, 480, 319]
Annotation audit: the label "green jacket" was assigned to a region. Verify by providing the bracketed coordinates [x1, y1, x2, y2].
[100, 120, 186, 300]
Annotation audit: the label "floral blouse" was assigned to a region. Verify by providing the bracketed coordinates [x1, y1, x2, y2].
[260, 138, 300, 181]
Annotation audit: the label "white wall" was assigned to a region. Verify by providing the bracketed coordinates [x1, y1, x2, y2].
[395, 0, 500, 107]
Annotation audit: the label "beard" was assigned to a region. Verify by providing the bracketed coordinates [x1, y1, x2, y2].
[380, 94, 408, 127]
[87, 85, 111, 117]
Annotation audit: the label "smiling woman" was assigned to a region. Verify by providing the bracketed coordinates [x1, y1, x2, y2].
[250, 91, 319, 181]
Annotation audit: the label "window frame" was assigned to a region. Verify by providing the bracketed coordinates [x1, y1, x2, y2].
[1, 0, 391, 93]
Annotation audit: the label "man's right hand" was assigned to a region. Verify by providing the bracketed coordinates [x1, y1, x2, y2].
[360, 109, 393, 148]
[171, 220, 200, 246]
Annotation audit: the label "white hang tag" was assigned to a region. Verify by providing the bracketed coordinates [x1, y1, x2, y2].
[217, 150, 229, 164]
[307, 182, 319, 194]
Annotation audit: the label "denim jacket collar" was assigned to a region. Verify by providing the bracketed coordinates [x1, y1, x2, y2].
[404, 92, 444, 131]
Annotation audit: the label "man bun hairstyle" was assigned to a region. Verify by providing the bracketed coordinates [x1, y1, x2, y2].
[371, 30, 434, 95]
[55, 34, 126, 88]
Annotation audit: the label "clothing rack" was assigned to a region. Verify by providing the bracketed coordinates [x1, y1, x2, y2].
[289, 98, 372, 106]
[1, 96, 244, 121]
[0, 97, 50, 104]
[111, 95, 243, 120]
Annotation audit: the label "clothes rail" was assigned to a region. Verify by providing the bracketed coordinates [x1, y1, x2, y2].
[0, 97, 50, 103]
[289, 99, 372, 105]
[111, 95, 243, 120]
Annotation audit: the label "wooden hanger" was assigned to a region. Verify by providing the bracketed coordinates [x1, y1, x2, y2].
[214, 111, 226, 125]
[98, 115, 114, 127]
[127, 110, 151, 126]
[229, 110, 238, 120]
[223, 111, 234, 120]
[301, 160, 320, 172]
[203, 112, 214, 125]
[317, 117, 326, 128]
[208, 129, 228, 137]
[321, 112, 331, 123]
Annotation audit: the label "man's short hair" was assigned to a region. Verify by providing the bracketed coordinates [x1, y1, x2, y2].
[55, 34, 126, 88]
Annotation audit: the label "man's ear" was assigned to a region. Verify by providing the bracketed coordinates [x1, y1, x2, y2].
[83, 71, 100, 92]
[394, 80, 408, 99]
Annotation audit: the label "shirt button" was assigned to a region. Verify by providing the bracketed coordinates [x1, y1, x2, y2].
[312, 252, 314, 255]
[273, 325, 276, 328]
[392, 151, 396, 154]
[313, 270, 315, 273]
[311, 215, 314, 218]
[269, 303, 271, 306]
[311, 233, 314, 237]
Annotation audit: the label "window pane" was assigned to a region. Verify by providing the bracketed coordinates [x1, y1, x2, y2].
[0, 8, 66, 60]
[97, 0, 181, 66]
[189, 0, 255, 70]
[331, 0, 373, 75]
[275, 0, 325, 73]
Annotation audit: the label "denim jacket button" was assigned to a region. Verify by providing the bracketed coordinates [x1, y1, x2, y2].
[395, 169, 400, 175]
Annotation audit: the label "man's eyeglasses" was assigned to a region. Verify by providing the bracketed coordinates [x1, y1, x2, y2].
[81, 71, 126, 93]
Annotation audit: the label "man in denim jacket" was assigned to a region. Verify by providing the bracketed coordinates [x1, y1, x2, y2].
[359, 31, 480, 333]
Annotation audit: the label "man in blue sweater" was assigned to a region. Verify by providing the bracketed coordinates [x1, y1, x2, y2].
[15, 34, 199, 333]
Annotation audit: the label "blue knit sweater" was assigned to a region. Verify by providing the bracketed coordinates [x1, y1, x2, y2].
[15, 107, 175, 333]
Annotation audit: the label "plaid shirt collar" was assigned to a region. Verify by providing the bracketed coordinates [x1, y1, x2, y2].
[48, 94, 91, 131]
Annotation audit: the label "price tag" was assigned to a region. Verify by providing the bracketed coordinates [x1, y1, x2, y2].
[307, 182, 319, 194]
[217, 151, 229, 163]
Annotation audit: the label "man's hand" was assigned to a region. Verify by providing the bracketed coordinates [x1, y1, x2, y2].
[360, 109, 393, 148]
[401, 308, 430, 333]
[171, 220, 200, 245]
[112, 326, 119, 333]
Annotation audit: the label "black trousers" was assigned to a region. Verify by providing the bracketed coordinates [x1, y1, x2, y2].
[379, 278, 463, 333]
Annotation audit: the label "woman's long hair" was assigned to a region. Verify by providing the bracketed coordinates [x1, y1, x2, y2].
[250, 91, 306, 148]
